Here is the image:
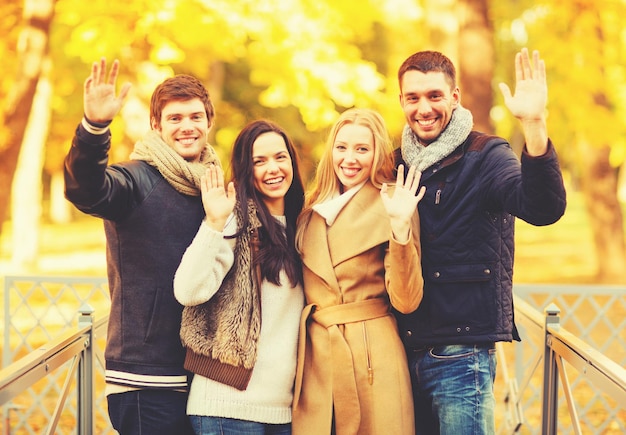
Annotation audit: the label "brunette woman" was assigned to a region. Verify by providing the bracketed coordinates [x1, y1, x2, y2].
[175, 120, 305, 435]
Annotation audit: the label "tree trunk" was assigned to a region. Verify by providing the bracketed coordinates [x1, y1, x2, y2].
[0, 0, 54, 239]
[457, 0, 494, 134]
[207, 60, 225, 146]
[49, 170, 72, 224]
[578, 140, 626, 283]
[576, 11, 626, 284]
[423, 0, 459, 60]
[11, 57, 52, 269]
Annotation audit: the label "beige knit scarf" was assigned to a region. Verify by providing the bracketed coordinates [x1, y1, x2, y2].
[130, 130, 221, 196]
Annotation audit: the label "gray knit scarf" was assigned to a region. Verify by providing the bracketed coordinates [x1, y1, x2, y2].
[130, 130, 220, 196]
[180, 199, 262, 369]
[401, 105, 473, 171]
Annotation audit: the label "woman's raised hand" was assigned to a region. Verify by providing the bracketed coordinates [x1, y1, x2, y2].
[201, 165, 237, 231]
[380, 165, 426, 242]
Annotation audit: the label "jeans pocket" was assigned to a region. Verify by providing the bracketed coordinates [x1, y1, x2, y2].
[428, 344, 475, 359]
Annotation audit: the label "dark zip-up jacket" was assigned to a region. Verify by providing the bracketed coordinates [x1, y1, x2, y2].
[64, 124, 204, 385]
[393, 131, 566, 348]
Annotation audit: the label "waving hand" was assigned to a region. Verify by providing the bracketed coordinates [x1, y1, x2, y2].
[498, 48, 549, 156]
[84, 58, 131, 123]
[201, 165, 237, 231]
[380, 165, 426, 242]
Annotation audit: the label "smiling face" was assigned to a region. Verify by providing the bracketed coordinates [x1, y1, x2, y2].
[252, 132, 294, 215]
[332, 123, 374, 192]
[151, 98, 210, 162]
[399, 70, 460, 145]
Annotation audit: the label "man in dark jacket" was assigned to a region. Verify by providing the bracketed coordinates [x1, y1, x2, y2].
[64, 58, 221, 435]
[394, 48, 566, 434]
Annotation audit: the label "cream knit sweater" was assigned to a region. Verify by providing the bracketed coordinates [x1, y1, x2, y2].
[174, 216, 304, 424]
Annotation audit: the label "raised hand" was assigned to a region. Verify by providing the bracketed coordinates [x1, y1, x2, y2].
[201, 165, 237, 231]
[380, 165, 426, 242]
[84, 58, 131, 123]
[498, 48, 549, 156]
[498, 48, 547, 122]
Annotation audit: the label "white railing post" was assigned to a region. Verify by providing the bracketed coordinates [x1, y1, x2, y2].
[77, 304, 95, 435]
[541, 303, 560, 435]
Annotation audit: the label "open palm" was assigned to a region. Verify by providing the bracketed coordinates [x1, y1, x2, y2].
[380, 165, 426, 232]
[83, 58, 131, 123]
[498, 48, 547, 121]
[201, 165, 236, 230]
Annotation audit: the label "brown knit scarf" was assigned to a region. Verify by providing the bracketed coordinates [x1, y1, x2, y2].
[180, 199, 262, 369]
[130, 130, 221, 196]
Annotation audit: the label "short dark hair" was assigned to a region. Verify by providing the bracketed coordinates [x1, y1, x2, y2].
[150, 75, 215, 129]
[398, 50, 457, 90]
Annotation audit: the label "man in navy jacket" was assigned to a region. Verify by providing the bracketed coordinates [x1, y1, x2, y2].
[394, 48, 566, 434]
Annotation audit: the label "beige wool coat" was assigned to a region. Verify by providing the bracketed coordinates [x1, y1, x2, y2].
[292, 182, 424, 435]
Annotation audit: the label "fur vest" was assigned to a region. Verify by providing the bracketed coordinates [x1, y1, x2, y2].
[180, 200, 262, 390]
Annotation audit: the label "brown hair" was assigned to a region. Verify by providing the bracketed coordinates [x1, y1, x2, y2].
[231, 119, 305, 286]
[150, 75, 215, 129]
[397, 51, 457, 90]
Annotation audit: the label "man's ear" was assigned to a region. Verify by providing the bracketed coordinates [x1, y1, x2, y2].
[451, 87, 461, 108]
[150, 117, 159, 130]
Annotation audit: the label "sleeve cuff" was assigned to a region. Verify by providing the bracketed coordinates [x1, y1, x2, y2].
[81, 116, 111, 135]
[522, 138, 554, 159]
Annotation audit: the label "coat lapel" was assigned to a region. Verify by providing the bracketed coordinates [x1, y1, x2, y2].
[300, 211, 340, 289]
[327, 182, 390, 265]
[301, 182, 391, 289]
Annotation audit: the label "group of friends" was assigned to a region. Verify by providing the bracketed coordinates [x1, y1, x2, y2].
[63, 47, 567, 435]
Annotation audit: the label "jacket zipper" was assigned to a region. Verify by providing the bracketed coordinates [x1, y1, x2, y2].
[434, 181, 445, 205]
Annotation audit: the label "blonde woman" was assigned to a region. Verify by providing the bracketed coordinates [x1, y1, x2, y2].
[293, 108, 425, 435]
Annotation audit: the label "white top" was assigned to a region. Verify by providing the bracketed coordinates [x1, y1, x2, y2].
[312, 181, 365, 226]
[174, 215, 304, 424]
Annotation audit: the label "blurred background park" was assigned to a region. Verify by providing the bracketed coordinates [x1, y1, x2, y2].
[0, 1, 625, 433]
[0, 0, 626, 284]
[1, 0, 626, 284]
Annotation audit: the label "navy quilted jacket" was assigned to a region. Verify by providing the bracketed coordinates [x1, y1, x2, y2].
[393, 131, 566, 348]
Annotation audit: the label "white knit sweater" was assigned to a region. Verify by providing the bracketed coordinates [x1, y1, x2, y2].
[174, 216, 304, 424]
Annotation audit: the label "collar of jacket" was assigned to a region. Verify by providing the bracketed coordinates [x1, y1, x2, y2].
[434, 131, 505, 173]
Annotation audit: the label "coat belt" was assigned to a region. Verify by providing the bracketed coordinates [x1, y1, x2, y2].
[294, 297, 390, 435]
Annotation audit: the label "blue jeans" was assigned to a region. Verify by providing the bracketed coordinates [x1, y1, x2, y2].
[409, 343, 497, 435]
[107, 389, 193, 435]
[189, 416, 291, 435]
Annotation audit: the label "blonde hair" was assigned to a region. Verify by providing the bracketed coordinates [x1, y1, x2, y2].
[296, 108, 395, 252]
